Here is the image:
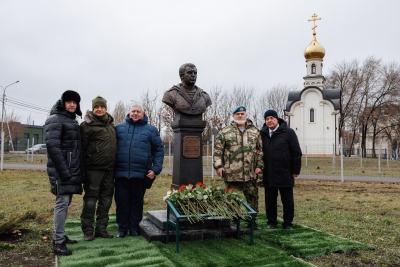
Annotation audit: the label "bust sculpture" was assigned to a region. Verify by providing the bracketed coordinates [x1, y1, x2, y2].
[162, 63, 212, 120]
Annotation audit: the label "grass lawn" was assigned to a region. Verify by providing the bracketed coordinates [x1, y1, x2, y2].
[0, 170, 399, 266]
[58, 214, 370, 267]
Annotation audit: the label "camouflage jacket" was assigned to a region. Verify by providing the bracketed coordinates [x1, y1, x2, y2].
[213, 119, 264, 182]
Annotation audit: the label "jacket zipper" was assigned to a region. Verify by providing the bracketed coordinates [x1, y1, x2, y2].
[128, 124, 135, 176]
[69, 152, 72, 168]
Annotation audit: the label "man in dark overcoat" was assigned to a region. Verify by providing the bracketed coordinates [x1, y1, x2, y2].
[260, 110, 302, 230]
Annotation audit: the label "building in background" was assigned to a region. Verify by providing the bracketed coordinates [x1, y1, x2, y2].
[3, 124, 44, 152]
[284, 14, 340, 156]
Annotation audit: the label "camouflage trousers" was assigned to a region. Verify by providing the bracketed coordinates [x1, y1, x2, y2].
[224, 179, 259, 215]
[80, 170, 114, 234]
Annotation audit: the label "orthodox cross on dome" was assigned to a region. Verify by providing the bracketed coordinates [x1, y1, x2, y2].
[308, 13, 321, 35]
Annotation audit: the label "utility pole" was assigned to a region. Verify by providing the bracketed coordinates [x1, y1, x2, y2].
[1, 81, 20, 171]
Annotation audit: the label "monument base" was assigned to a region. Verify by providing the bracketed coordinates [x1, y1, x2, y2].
[171, 119, 206, 188]
[139, 210, 251, 243]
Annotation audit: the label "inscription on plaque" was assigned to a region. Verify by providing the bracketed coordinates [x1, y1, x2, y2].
[182, 136, 201, 158]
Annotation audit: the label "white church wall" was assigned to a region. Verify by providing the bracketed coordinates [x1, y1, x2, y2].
[291, 90, 338, 156]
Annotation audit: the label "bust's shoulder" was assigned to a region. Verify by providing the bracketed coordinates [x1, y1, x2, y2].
[165, 84, 181, 93]
[200, 89, 210, 96]
[197, 87, 211, 104]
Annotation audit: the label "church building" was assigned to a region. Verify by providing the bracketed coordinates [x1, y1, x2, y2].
[284, 14, 340, 155]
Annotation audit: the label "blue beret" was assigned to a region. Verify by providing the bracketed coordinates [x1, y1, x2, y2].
[232, 106, 246, 114]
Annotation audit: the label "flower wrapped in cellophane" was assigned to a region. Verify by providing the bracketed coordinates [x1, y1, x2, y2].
[163, 182, 252, 223]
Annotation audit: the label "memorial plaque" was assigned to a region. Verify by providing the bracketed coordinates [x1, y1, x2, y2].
[182, 136, 201, 158]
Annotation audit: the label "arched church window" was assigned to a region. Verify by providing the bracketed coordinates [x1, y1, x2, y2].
[310, 108, 315, 122]
[311, 64, 316, 74]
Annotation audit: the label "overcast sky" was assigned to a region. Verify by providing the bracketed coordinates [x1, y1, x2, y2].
[1, 0, 399, 125]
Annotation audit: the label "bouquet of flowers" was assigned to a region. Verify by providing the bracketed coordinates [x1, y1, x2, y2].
[163, 182, 252, 223]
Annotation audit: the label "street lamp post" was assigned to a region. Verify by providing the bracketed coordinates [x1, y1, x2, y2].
[1, 81, 19, 171]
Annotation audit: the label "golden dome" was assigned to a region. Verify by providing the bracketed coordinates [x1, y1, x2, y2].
[304, 34, 325, 60]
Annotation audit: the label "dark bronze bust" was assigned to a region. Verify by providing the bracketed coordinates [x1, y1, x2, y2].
[162, 63, 212, 120]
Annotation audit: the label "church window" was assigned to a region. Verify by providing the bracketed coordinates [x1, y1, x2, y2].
[310, 108, 315, 122]
[311, 64, 316, 74]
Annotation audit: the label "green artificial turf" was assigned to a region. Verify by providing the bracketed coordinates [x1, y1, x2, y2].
[59, 214, 372, 267]
[254, 215, 373, 259]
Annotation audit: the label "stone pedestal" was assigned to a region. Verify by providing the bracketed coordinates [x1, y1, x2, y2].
[171, 119, 206, 188]
[139, 210, 250, 243]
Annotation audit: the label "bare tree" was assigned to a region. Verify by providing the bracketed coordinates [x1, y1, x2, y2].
[326, 59, 365, 153]
[252, 84, 296, 128]
[267, 85, 296, 118]
[111, 100, 130, 125]
[160, 103, 174, 143]
[202, 86, 231, 141]
[2, 110, 24, 151]
[232, 85, 255, 115]
[327, 57, 400, 157]
[26, 114, 33, 125]
[140, 88, 163, 133]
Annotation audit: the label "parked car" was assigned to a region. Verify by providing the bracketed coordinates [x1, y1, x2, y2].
[26, 144, 47, 154]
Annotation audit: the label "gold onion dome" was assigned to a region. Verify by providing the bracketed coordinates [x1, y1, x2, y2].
[304, 34, 325, 60]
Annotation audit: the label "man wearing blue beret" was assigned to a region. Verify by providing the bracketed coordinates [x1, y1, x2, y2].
[213, 106, 264, 230]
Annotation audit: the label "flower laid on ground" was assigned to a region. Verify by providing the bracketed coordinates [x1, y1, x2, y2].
[163, 182, 252, 223]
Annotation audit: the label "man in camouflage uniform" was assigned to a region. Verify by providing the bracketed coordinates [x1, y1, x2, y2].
[213, 106, 263, 230]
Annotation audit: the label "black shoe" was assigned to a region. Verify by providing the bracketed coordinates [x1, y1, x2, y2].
[283, 225, 293, 230]
[54, 242, 72, 256]
[64, 235, 77, 244]
[267, 224, 277, 229]
[116, 231, 126, 238]
[129, 231, 138, 237]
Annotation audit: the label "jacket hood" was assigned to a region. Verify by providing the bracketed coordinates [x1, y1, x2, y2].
[125, 113, 148, 125]
[50, 99, 82, 119]
[84, 110, 114, 125]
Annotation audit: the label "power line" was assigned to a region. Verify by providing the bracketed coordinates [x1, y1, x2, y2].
[7, 96, 50, 110]
[0, 96, 51, 113]
[5, 99, 50, 112]
[6, 104, 49, 116]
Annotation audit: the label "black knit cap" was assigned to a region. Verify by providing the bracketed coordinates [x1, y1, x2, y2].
[263, 109, 279, 120]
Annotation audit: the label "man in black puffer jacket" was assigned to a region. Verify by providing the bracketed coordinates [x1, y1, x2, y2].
[45, 90, 83, 256]
[260, 110, 302, 230]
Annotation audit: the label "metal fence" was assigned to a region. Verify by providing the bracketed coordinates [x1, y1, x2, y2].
[162, 137, 400, 183]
